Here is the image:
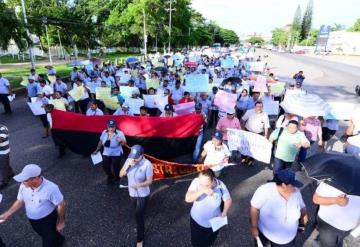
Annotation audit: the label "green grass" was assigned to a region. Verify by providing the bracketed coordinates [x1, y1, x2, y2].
[1, 52, 140, 88]
[0, 55, 46, 64]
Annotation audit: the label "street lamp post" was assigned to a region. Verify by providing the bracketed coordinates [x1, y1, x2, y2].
[166, 0, 176, 53]
[20, 0, 35, 68]
[143, 9, 147, 57]
[42, 17, 53, 65]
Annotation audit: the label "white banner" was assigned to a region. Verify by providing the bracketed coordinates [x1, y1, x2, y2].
[125, 98, 144, 115]
[227, 128, 272, 164]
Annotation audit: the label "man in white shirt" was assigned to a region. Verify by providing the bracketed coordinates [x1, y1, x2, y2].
[241, 101, 270, 137]
[0, 164, 66, 247]
[86, 100, 104, 116]
[0, 73, 13, 114]
[313, 182, 360, 247]
[171, 80, 184, 104]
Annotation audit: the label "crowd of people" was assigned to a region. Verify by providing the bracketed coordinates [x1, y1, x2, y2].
[0, 48, 359, 247]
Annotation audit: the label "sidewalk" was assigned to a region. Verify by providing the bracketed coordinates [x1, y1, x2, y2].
[304, 54, 360, 68]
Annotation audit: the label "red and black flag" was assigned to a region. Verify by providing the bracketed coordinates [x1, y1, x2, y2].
[51, 110, 203, 159]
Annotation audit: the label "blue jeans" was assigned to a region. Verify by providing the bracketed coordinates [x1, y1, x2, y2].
[192, 130, 204, 163]
[273, 157, 293, 175]
[298, 141, 314, 162]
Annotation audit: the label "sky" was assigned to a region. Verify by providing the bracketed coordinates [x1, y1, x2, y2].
[191, 0, 360, 37]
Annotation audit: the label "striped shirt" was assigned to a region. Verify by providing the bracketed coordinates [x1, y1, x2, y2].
[0, 125, 10, 155]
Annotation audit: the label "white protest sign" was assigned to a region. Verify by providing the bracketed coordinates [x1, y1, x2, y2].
[126, 98, 144, 115]
[263, 100, 279, 116]
[173, 102, 195, 115]
[120, 86, 135, 99]
[143, 94, 158, 108]
[27, 102, 46, 116]
[155, 95, 169, 112]
[214, 90, 237, 112]
[184, 74, 209, 93]
[247, 61, 265, 72]
[325, 102, 356, 120]
[253, 75, 268, 93]
[221, 57, 236, 69]
[227, 128, 272, 164]
[7, 94, 15, 102]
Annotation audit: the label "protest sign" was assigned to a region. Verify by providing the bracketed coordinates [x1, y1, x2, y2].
[7, 94, 15, 102]
[143, 94, 168, 109]
[126, 98, 144, 115]
[325, 102, 356, 120]
[119, 73, 131, 84]
[68, 86, 84, 102]
[120, 86, 134, 99]
[184, 74, 209, 93]
[248, 61, 265, 72]
[263, 100, 279, 115]
[48, 75, 56, 83]
[236, 83, 250, 94]
[95, 87, 111, 100]
[173, 102, 195, 115]
[269, 82, 286, 96]
[27, 102, 45, 115]
[214, 90, 237, 112]
[253, 75, 268, 93]
[103, 96, 120, 110]
[221, 57, 236, 69]
[227, 128, 272, 164]
[146, 78, 160, 89]
[155, 95, 169, 111]
[130, 69, 138, 77]
[143, 94, 157, 108]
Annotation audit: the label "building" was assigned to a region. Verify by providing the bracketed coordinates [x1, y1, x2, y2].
[327, 31, 360, 55]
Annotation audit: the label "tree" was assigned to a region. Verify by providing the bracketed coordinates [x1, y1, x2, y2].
[299, 29, 318, 46]
[0, 1, 28, 51]
[218, 28, 239, 44]
[332, 23, 346, 31]
[247, 36, 264, 45]
[300, 0, 313, 40]
[271, 28, 288, 46]
[288, 5, 302, 48]
[350, 18, 360, 32]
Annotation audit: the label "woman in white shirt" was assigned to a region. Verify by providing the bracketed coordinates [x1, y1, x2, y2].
[185, 169, 232, 247]
[73, 79, 90, 114]
[250, 169, 308, 246]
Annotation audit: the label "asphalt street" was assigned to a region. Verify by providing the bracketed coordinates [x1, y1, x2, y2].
[0, 53, 359, 247]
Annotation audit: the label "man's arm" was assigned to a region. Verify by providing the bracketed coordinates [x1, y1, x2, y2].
[313, 192, 348, 206]
[300, 207, 308, 226]
[221, 198, 232, 217]
[0, 199, 24, 221]
[249, 206, 260, 238]
[56, 200, 66, 231]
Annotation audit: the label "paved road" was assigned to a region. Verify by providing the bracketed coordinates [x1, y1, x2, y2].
[0, 53, 359, 247]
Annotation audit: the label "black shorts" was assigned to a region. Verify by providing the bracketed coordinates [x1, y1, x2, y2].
[322, 127, 336, 142]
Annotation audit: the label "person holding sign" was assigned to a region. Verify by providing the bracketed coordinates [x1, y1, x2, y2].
[33, 92, 51, 138]
[0, 73, 13, 115]
[216, 108, 241, 147]
[250, 169, 308, 247]
[72, 79, 90, 114]
[119, 145, 153, 247]
[185, 169, 232, 247]
[51, 91, 69, 112]
[93, 119, 126, 185]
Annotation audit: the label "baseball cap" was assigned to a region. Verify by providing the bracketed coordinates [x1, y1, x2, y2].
[28, 76, 36, 81]
[14, 164, 41, 182]
[164, 104, 173, 112]
[128, 145, 144, 159]
[195, 102, 202, 110]
[276, 169, 303, 188]
[212, 131, 223, 141]
[107, 119, 117, 128]
[122, 103, 130, 109]
[226, 108, 236, 114]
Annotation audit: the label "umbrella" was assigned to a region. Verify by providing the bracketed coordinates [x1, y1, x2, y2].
[280, 93, 331, 117]
[126, 57, 139, 64]
[163, 54, 171, 59]
[153, 66, 168, 73]
[222, 77, 242, 85]
[303, 152, 360, 196]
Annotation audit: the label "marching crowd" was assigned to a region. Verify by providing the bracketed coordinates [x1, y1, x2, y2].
[0, 49, 360, 247]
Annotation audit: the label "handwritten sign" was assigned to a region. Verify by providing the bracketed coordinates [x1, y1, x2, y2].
[68, 86, 84, 102]
[269, 82, 286, 96]
[263, 100, 279, 115]
[126, 98, 144, 115]
[221, 57, 237, 69]
[146, 78, 160, 89]
[227, 128, 272, 164]
[143, 94, 168, 109]
[120, 86, 134, 99]
[247, 61, 265, 72]
[253, 75, 268, 93]
[103, 96, 120, 110]
[184, 74, 209, 93]
[173, 102, 195, 115]
[27, 102, 45, 115]
[214, 90, 237, 112]
[48, 75, 56, 83]
[95, 87, 111, 100]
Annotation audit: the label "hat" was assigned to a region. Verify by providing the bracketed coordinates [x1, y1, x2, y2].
[226, 108, 236, 114]
[14, 164, 41, 182]
[128, 145, 144, 159]
[122, 103, 129, 109]
[276, 169, 303, 188]
[195, 102, 202, 110]
[164, 104, 173, 112]
[28, 76, 35, 81]
[107, 119, 117, 128]
[213, 131, 223, 141]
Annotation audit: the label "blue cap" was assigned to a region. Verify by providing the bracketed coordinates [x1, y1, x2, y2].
[213, 131, 223, 141]
[276, 169, 303, 188]
[128, 145, 144, 159]
[164, 104, 173, 112]
[107, 119, 117, 128]
[195, 102, 202, 110]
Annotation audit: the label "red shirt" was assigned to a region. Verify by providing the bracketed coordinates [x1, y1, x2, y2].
[179, 98, 193, 104]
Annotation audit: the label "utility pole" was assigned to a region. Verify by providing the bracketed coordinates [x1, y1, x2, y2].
[20, 0, 35, 69]
[57, 29, 64, 59]
[143, 8, 147, 57]
[166, 0, 176, 53]
[42, 17, 53, 65]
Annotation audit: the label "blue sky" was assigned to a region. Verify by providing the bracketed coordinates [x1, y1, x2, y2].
[191, 0, 360, 36]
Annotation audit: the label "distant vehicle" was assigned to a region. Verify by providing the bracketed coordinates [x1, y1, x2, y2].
[212, 43, 221, 48]
[294, 50, 305, 54]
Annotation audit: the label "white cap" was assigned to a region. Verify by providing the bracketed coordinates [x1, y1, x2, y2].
[13, 164, 41, 182]
[28, 76, 36, 81]
[226, 108, 236, 114]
